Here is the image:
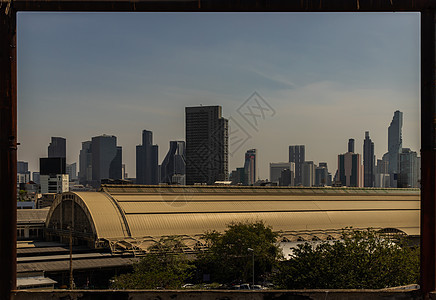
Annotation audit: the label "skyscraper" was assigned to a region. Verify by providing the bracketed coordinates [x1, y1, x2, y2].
[40, 174, 69, 194]
[302, 161, 315, 187]
[388, 110, 403, 185]
[363, 131, 375, 187]
[270, 162, 294, 185]
[230, 167, 245, 185]
[48, 137, 66, 158]
[91, 134, 122, 186]
[244, 149, 256, 186]
[375, 154, 390, 188]
[289, 145, 305, 185]
[398, 148, 419, 188]
[40, 157, 66, 175]
[40, 157, 68, 193]
[110, 146, 123, 180]
[17, 161, 29, 174]
[315, 163, 330, 187]
[160, 141, 186, 185]
[17, 161, 30, 185]
[279, 169, 294, 186]
[185, 106, 228, 185]
[78, 141, 92, 185]
[136, 130, 159, 185]
[66, 162, 77, 180]
[348, 139, 355, 153]
[337, 139, 363, 187]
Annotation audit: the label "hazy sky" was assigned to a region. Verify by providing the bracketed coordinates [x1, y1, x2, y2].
[17, 12, 420, 179]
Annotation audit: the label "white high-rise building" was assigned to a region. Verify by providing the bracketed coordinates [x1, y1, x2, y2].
[40, 174, 69, 194]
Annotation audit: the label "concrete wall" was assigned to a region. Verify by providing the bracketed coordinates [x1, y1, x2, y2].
[12, 289, 424, 300]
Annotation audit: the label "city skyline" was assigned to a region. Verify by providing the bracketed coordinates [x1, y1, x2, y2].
[17, 12, 420, 178]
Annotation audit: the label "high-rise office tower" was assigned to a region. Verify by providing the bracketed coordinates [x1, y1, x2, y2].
[279, 169, 294, 186]
[244, 149, 256, 186]
[40, 157, 68, 193]
[160, 141, 186, 185]
[91, 134, 122, 186]
[270, 162, 294, 185]
[17, 161, 31, 185]
[40, 174, 69, 194]
[136, 130, 159, 185]
[48, 137, 66, 158]
[110, 147, 123, 180]
[398, 148, 419, 188]
[388, 110, 403, 185]
[66, 163, 77, 180]
[315, 162, 332, 186]
[315, 163, 329, 187]
[79, 141, 92, 185]
[337, 139, 363, 187]
[185, 106, 228, 185]
[377, 158, 389, 174]
[40, 157, 66, 175]
[230, 167, 245, 185]
[302, 161, 315, 187]
[289, 145, 305, 185]
[363, 131, 375, 187]
[375, 155, 391, 188]
[17, 161, 28, 174]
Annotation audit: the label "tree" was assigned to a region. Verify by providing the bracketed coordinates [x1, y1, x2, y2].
[197, 221, 282, 284]
[18, 189, 28, 201]
[111, 237, 195, 289]
[274, 228, 419, 289]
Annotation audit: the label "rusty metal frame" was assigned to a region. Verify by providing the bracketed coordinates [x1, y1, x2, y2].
[2, 0, 436, 299]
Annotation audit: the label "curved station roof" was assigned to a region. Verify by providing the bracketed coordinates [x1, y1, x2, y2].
[45, 185, 420, 252]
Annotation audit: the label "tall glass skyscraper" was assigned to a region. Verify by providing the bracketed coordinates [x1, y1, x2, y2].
[185, 105, 228, 185]
[91, 134, 122, 186]
[244, 149, 256, 185]
[160, 141, 186, 185]
[48, 137, 66, 158]
[388, 110, 403, 185]
[78, 141, 92, 185]
[136, 130, 159, 185]
[338, 139, 363, 187]
[363, 131, 375, 187]
[289, 145, 305, 185]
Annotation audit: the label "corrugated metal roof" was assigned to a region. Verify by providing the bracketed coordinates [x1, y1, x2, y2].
[17, 208, 49, 224]
[71, 192, 128, 239]
[17, 276, 57, 288]
[47, 186, 420, 243]
[17, 257, 137, 273]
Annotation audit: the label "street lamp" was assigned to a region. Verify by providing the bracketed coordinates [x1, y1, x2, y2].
[247, 248, 254, 288]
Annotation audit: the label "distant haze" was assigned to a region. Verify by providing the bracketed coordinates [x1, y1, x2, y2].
[17, 12, 420, 179]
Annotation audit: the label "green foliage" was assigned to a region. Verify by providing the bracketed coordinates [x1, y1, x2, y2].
[18, 190, 28, 201]
[111, 237, 195, 289]
[274, 228, 420, 289]
[197, 221, 282, 284]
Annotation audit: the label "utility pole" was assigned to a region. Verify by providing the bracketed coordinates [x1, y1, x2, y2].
[69, 225, 74, 289]
[247, 248, 254, 288]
